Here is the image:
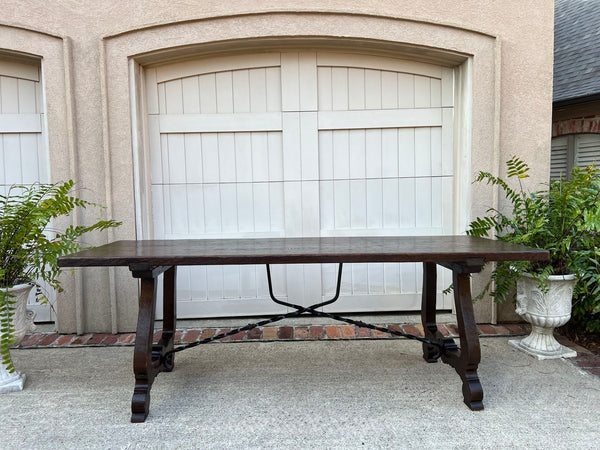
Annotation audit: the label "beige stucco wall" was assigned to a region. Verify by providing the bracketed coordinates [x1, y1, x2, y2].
[1, 1, 554, 332]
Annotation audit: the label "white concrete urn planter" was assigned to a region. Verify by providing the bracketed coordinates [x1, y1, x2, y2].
[0, 283, 36, 393]
[509, 273, 577, 359]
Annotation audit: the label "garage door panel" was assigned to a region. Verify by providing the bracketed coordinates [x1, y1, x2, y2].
[232, 70, 251, 112]
[415, 75, 432, 107]
[17, 79, 37, 113]
[331, 67, 349, 111]
[162, 265, 288, 313]
[322, 262, 420, 296]
[181, 77, 201, 113]
[317, 52, 443, 79]
[146, 51, 455, 316]
[152, 131, 284, 186]
[164, 79, 184, 114]
[248, 68, 268, 112]
[0, 76, 19, 112]
[0, 59, 51, 321]
[198, 73, 217, 113]
[382, 178, 399, 227]
[172, 264, 285, 303]
[153, 182, 286, 239]
[318, 64, 445, 113]
[398, 73, 415, 108]
[217, 133, 236, 182]
[366, 179, 383, 229]
[333, 129, 350, 180]
[349, 129, 366, 179]
[365, 69, 382, 109]
[250, 132, 269, 181]
[320, 127, 445, 181]
[318, 130, 334, 180]
[320, 179, 451, 235]
[183, 134, 203, 183]
[323, 262, 452, 312]
[365, 129, 382, 178]
[2, 134, 24, 185]
[318, 108, 442, 130]
[382, 129, 399, 178]
[442, 108, 454, 175]
[0, 114, 41, 133]
[215, 72, 234, 113]
[155, 53, 281, 84]
[430, 78, 442, 107]
[165, 134, 186, 183]
[281, 52, 318, 111]
[348, 68, 365, 109]
[19, 133, 41, 183]
[381, 71, 398, 109]
[186, 184, 205, 234]
[201, 133, 219, 183]
[148, 115, 162, 182]
[157, 67, 282, 117]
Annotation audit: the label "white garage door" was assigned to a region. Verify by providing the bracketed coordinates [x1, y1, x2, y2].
[0, 57, 52, 321]
[145, 51, 455, 318]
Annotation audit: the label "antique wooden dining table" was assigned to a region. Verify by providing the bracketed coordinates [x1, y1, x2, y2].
[58, 235, 548, 422]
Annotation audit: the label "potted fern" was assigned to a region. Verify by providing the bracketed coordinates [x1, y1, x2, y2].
[0, 181, 120, 392]
[468, 157, 600, 359]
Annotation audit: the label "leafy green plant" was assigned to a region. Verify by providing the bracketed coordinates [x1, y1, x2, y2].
[1, 181, 121, 372]
[467, 157, 600, 330]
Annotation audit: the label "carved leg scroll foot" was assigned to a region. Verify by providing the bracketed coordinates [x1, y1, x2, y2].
[461, 373, 484, 411]
[131, 383, 151, 423]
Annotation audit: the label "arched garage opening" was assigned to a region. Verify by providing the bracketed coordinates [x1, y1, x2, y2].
[131, 40, 469, 319]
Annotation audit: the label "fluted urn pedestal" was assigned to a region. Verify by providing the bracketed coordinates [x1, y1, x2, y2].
[509, 273, 577, 360]
[0, 283, 36, 393]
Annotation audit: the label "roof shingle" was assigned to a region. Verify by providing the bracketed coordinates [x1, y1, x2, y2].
[553, 0, 600, 103]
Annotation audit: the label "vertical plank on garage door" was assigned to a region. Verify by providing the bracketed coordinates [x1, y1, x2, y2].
[280, 52, 321, 304]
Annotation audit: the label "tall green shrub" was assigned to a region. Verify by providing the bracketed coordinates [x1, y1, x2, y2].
[1, 181, 120, 372]
[467, 157, 600, 331]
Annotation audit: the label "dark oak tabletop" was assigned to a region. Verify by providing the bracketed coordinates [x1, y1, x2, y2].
[57, 236, 548, 267]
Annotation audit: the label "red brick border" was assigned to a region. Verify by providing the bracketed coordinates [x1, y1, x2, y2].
[15, 323, 599, 378]
[552, 116, 600, 137]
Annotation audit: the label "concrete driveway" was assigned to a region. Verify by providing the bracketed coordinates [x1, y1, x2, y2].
[2, 336, 599, 449]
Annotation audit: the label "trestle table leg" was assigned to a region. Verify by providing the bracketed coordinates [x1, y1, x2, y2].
[422, 261, 484, 411]
[131, 276, 157, 422]
[421, 262, 441, 362]
[129, 265, 174, 422]
[450, 270, 484, 411]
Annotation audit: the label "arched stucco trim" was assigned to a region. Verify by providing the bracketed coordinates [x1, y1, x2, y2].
[92, 12, 500, 331]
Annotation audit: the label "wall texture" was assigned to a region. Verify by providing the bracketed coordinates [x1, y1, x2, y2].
[0, 1, 555, 331]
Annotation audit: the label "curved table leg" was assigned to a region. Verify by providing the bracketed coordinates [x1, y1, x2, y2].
[428, 261, 485, 411]
[449, 270, 483, 411]
[129, 264, 175, 423]
[131, 275, 157, 422]
[160, 266, 177, 372]
[421, 262, 441, 362]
